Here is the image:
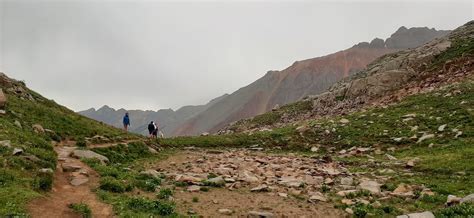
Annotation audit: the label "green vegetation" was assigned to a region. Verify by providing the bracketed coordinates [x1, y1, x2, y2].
[430, 38, 474, 68]
[69, 203, 92, 218]
[83, 142, 178, 216]
[0, 78, 135, 215]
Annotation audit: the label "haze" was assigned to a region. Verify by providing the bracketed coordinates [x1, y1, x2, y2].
[0, 0, 472, 111]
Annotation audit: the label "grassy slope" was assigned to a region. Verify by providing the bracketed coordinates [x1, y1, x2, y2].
[0, 80, 137, 215]
[156, 79, 473, 216]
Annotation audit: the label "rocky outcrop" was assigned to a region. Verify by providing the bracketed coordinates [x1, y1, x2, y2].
[0, 89, 6, 110]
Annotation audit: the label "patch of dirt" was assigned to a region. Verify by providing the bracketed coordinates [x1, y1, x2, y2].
[27, 145, 114, 218]
[153, 149, 348, 217]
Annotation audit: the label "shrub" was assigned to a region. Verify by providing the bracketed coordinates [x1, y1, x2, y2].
[33, 172, 53, 191]
[435, 203, 474, 217]
[192, 197, 199, 202]
[76, 137, 87, 148]
[157, 188, 173, 199]
[69, 203, 92, 218]
[99, 177, 127, 193]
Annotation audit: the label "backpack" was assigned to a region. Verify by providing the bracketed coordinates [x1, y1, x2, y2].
[148, 123, 155, 131]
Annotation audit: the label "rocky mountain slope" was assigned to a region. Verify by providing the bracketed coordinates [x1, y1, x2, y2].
[222, 21, 473, 134]
[0, 73, 136, 215]
[171, 26, 449, 136]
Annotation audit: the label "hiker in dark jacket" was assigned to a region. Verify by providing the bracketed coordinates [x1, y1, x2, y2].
[123, 113, 131, 131]
[147, 121, 156, 138]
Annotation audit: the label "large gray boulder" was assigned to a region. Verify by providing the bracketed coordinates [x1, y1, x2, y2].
[396, 211, 435, 218]
[72, 150, 109, 164]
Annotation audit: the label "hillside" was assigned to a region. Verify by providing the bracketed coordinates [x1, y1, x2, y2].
[0, 73, 137, 215]
[172, 26, 449, 136]
[223, 22, 472, 134]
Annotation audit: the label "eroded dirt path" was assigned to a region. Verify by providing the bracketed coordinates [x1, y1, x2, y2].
[152, 148, 348, 217]
[28, 144, 114, 218]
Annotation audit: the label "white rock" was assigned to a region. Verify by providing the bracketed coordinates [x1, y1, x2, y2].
[340, 177, 353, 186]
[396, 211, 434, 218]
[12, 148, 23, 155]
[417, 134, 435, 144]
[461, 194, 474, 203]
[0, 140, 11, 148]
[248, 211, 274, 218]
[218, 209, 233, 215]
[187, 185, 201, 192]
[386, 154, 397, 160]
[340, 118, 350, 124]
[308, 192, 327, 202]
[438, 124, 447, 132]
[310, 146, 319, 152]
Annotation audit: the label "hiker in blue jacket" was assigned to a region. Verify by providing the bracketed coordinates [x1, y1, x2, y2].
[123, 112, 130, 131]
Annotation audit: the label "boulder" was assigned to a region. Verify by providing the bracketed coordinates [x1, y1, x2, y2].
[39, 168, 54, 174]
[0, 89, 6, 109]
[12, 148, 23, 155]
[417, 134, 435, 143]
[438, 124, 447, 132]
[340, 177, 354, 186]
[310, 146, 319, 152]
[396, 211, 435, 218]
[206, 176, 226, 186]
[72, 150, 109, 164]
[201, 132, 210, 136]
[391, 184, 414, 197]
[32, 124, 45, 134]
[240, 170, 259, 183]
[278, 176, 304, 188]
[461, 194, 474, 204]
[446, 195, 461, 205]
[61, 163, 82, 172]
[340, 118, 350, 124]
[358, 179, 382, 195]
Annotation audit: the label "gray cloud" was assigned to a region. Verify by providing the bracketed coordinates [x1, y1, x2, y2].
[0, 0, 472, 111]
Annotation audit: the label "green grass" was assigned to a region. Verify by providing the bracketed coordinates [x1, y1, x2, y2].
[0, 77, 136, 215]
[69, 203, 92, 218]
[430, 38, 474, 69]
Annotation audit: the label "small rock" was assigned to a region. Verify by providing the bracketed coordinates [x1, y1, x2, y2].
[447, 195, 461, 205]
[386, 154, 397, 160]
[12, 148, 23, 155]
[201, 132, 210, 136]
[406, 160, 416, 168]
[278, 193, 288, 198]
[358, 179, 382, 195]
[345, 208, 354, 214]
[0, 140, 11, 148]
[310, 146, 319, 152]
[14, 120, 22, 128]
[324, 178, 334, 185]
[337, 190, 357, 197]
[61, 163, 82, 172]
[218, 209, 233, 215]
[396, 211, 434, 218]
[308, 192, 327, 202]
[417, 134, 435, 144]
[340, 177, 353, 186]
[187, 185, 201, 192]
[340, 118, 350, 124]
[391, 184, 414, 197]
[39, 168, 54, 174]
[32, 124, 45, 134]
[70, 177, 89, 186]
[248, 211, 274, 218]
[72, 150, 109, 164]
[251, 184, 269, 192]
[341, 199, 355, 205]
[460, 194, 474, 204]
[438, 124, 447, 132]
[206, 176, 226, 186]
[393, 137, 403, 142]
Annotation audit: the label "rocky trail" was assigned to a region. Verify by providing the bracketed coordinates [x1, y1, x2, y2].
[150, 148, 350, 217]
[27, 141, 117, 218]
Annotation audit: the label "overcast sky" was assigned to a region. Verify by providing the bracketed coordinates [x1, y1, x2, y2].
[0, 0, 472, 111]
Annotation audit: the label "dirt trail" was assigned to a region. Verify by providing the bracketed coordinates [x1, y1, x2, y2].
[28, 143, 116, 218]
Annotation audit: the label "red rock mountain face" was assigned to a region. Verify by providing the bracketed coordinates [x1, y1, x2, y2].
[172, 27, 449, 136]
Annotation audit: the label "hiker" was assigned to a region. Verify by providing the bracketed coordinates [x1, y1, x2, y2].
[152, 121, 161, 138]
[147, 121, 156, 138]
[123, 112, 131, 131]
